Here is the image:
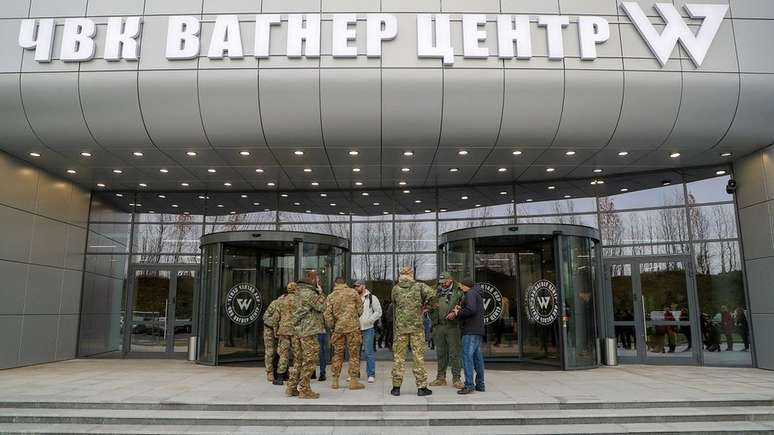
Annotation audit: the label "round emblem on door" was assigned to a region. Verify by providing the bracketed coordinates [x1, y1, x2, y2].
[479, 282, 503, 326]
[225, 283, 262, 326]
[525, 279, 560, 326]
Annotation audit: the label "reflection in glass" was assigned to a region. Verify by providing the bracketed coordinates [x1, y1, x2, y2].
[561, 237, 597, 368]
[131, 270, 171, 352]
[640, 262, 692, 359]
[610, 264, 637, 359]
[174, 271, 195, 353]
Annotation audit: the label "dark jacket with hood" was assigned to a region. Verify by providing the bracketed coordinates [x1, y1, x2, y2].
[457, 284, 485, 337]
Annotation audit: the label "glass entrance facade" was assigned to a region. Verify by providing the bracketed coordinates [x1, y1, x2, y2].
[439, 224, 600, 370]
[197, 230, 349, 365]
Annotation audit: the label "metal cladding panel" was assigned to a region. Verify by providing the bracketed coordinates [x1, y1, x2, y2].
[258, 68, 323, 148]
[730, 0, 774, 19]
[1, 1, 30, 19]
[609, 71, 681, 150]
[198, 69, 265, 148]
[381, 69, 442, 149]
[440, 68, 503, 148]
[320, 68, 381, 149]
[719, 74, 774, 150]
[29, 0, 87, 17]
[382, 0, 440, 13]
[144, 0, 204, 15]
[441, 0, 500, 13]
[0, 20, 23, 73]
[501, 0, 557, 14]
[0, 74, 40, 149]
[553, 69, 624, 149]
[261, 0, 319, 13]
[560, 0, 619, 15]
[734, 19, 774, 73]
[322, 0, 380, 13]
[498, 69, 564, 149]
[138, 70, 209, 149]
[86, 0, 145, 16]
[203, 0, 261, 14]
[21, 72, 99, 151]
[79, 71, 153, 149]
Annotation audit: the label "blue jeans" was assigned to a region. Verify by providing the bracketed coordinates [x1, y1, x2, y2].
[318, 332, 330, 375]
[461, 335, 485, 389]
[362, 328, 376, 377]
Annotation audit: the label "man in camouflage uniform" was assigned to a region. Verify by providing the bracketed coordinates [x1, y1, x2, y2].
[429, 271, 464, 389]
[262, 293, 283, 383]
[324, 277, 364, 390]
[390, 266, 437, 397]
[289, 269, 326, 399]
[273, 282, 298, 385]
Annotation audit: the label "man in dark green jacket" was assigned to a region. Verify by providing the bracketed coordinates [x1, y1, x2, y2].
[429, 271, 464, 389]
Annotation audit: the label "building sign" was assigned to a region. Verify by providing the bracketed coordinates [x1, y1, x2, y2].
[17, 2, 726, 67]
[525, 279, 560, 326]
[479, 282, 503, 326]
[224, 283, 262, 326]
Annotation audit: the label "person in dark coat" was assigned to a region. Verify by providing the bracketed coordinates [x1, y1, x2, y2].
[447, 277, 485, 395]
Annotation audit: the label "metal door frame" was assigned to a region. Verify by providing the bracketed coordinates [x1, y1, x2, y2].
[604, 255, 701, 365]
[124, 264, 199, 357]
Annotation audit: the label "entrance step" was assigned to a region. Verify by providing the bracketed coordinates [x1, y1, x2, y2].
[0, 401, 772, 434]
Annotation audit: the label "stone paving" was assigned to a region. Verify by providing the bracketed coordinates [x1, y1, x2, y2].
[0, 359, 772, 406]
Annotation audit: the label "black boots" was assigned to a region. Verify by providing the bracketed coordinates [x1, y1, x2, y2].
[272, 377, 284, 386]
[390, 387, 400, 396]
[417, 387, 433, 396]
[318, 372, 326, 382]
[457, 386, 474, 395]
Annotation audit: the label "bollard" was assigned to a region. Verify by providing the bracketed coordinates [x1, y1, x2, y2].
[188, 336, 197, 361]
[603, 337, 618, 366]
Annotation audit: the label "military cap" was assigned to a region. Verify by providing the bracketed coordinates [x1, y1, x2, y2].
[438, 271, 453, 280]
[399, 265, 414, 275]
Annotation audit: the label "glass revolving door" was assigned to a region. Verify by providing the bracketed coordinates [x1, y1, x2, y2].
[197, 231, 350, 365]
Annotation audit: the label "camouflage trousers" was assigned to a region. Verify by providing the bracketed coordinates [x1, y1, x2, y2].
[287, 335, 320, 393]
[276, 335, 292, 375]
[263, 326, 276, 375]
[391, 331, 428, 388]
[330, 330, 362, 379]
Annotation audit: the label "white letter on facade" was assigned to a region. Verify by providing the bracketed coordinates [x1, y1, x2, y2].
[105, 17, 142, 61]
[538, 15, 569, 60]
[18, 19, 55, 62]
[287, 14, 320, 58]
[578, 16, 609, 60]
[497, 15, 531, 59]
[366, 14, 397, 57]
[61, 18, 97, 61]
[463, 14, 488, 58]
[166, 16, 200, 59]
[417, 14, 453, 65]
[332, 14, 357, 58]
[620, 2, 727, 67]
[208, 15, 243, 59]
[254, 14, 280, 58]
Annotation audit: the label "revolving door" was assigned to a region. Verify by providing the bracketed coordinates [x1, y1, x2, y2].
[197, 231, 350, 365]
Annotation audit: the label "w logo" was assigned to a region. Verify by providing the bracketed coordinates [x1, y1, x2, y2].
[236, 298, 253, 311]
[537, 296, 551, 310]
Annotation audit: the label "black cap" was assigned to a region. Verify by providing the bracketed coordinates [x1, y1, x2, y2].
[460, 277, 475, 288]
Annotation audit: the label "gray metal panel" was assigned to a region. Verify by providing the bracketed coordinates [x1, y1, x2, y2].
[440, 68, 503, 148]
[0, 315, 21, 369]
[0, 260, 27, 315]
[381, 68, 442, 149]
[60, 269, 83, 314]
[0, 1, 31, 19]
[730, 0, 774, 19]
[320, 68, 380, 149]
[745, 257, 774, 314]
[138, 70, 209, 149]
[0, 74, 45, 151]
[382, 0, 439, 12]
[733, 150, 767, 209]
[29, 215, 69, 268]
[0, 20, 24, 73]
[198, 69, 265, 148]
[737, 202, 774, 260]
[18, 315, 58, 365]
[261, 0, 319, 12]
[322, 0, 379, 12]
[144, 0, 203, 14]
[382, 14, 439, 68]
[662, 72, 738, 150]
[139, 16, 199, 71]
[501, 0, 557, 14]
[29, 0, 87, 17]
[560, 0, 619, 15]
[0, 150, 39, 212]
[203, 0, 261, 14]
[24, 265, 63, 315]
[683, 20, 737, 74]
[0, 204, 33, 263]
[86, 0, 145, 15]
[720, 74, 774, 151]
[55, 314, 79, 360]
[553, 69, 623, 149]
[735, 19, 774, 73]
[498, 69, 564, 149]
[750, 313, 774, 369]
[65, 226, 86, 270]
[35, 171, 73, 222]
[258, 68, 323, 148]
[609, 71, 681, 150]
[442, 0, 499, 13]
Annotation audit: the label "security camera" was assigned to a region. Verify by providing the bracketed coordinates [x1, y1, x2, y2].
[726, 179, 737, 195]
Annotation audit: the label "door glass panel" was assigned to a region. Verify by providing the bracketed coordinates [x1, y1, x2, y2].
[639, 261, 693, 358]
[131, 270, 171, 352]
[519, 238, 560, 364]
[174, 270, 195, 353]
[219, 246, 260, 361]
[474, 249, 519, 359]
[610, 264, 636, 359]
[198, 245, 218, 364]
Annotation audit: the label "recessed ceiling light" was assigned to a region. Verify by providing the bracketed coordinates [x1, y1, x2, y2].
[618, 151, 629, 156]
[183, 211, 189, 215]
[403, 151, 414, 156]
[239, 151, 250, 156]
[362, 192, 369, 196]
[373, 202, 380, 206]
[159, 168, 169, 173]
[716, 170, 727, 175]
[547, 185, 556, 190]
[590, 180, 598, 185]
[186, 151, 197, 157]
[662, 180, 671, 186]
[564, 195, 572, 198]
[267, 182, 275, 187]
[414, 199, 422, 204]
[474, 204, 481, 207]
[180, 182, 189, 187]
[148, 210, 155, 214]
[217, 204, 224, 208]
[349, 150, 359, 156]
[281, 193, 288, 198]
[198, 196, 206, 199]
[158, 194, 166, 199]
[720, 152, 732, 157]
[670, 152, 681, 158]
[255, 168, 264, 173]
[320, 193, 328, 197]
[80, 152, 92, 157]
[440, 208, 447, 212]
[311, 182, 320, 186]
[229, 211, 236, 215]
[402, 190, 410, 194]
[241, 194, 248, 198]
[171, 204, 179, 208]
[116, 193, 123, 197]
[620, 188, 629, 192]
[499, 191, 508, 195]
[565, 150, 576, 156]
[597, 180, 605, 184]
[306, 210, 311, 213]
[29, 152, 41, 157]
[130, 151, 143, 157]
[253, 202, 260, 206]
[112, 169, 122, 174]
[449, 168, 459, 172]
[139, 183, 147, 188]
[458, 150, 468, 156]
[546, 168, 555, 172]
[401, 168, 410, 172]
[207, 168, 216, 173]
[339, 211, 345, 215]
[352, 168, 361, 172]
[293, 202, 300, 206]
[398, 181, 407, 186]
[96, 183, 106, 188]
[593, 168, 603, 173]
[526, 199, 533, 202]
[329, 203, 337, 206]
[355, 181, 363, 186]
[424, 209, 432, 213]
[498, 168, 507, 172]
[303, 168, 312, 173]
[461, 195, 469, 200]
[223, 182, 232, 187]
[382, 211, 389, 215]
[66, 169, 76, 174]
[512, 150, 522, 156]
[294, 150, 304, 156]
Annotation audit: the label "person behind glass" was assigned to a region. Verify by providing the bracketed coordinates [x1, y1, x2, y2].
[314, 275, 329, 382]
[381, 300, 394, 349]
[355, 280, 382, 383]
[735, 306, 749, 351]
[448, 277, 485, 395]
[720, 305, 734, 351]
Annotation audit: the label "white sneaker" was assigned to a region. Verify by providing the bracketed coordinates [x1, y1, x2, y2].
[346, 377, 351, 382]
[367, 376, 375, 383]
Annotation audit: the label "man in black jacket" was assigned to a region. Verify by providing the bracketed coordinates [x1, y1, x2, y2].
[447, 277, 485, 395]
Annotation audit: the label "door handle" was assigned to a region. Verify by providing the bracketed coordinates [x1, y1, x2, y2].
[640, 295, 647, 337]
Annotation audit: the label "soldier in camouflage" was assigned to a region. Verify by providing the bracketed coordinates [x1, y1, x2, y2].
[262, 293, 283, 383]
[429, 271, 464, 389]
[289, 269, 326, 399]
[273, 281, 298, 386]
[324, 277, 365, 390]
[390, 266, 437, 397]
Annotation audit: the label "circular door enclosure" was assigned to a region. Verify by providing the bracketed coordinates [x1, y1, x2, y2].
[197, 230, 350, 365]
[439, 224, 601, 370]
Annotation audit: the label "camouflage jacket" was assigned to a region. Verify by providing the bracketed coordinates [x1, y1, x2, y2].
[430, 281, 464, 327]
[276, 290, 297, 336]
[324, 283, 363, 334]
[292, 282, 326, 337]
[391, 277, 436, 335]
[262, 296, 283, 330]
